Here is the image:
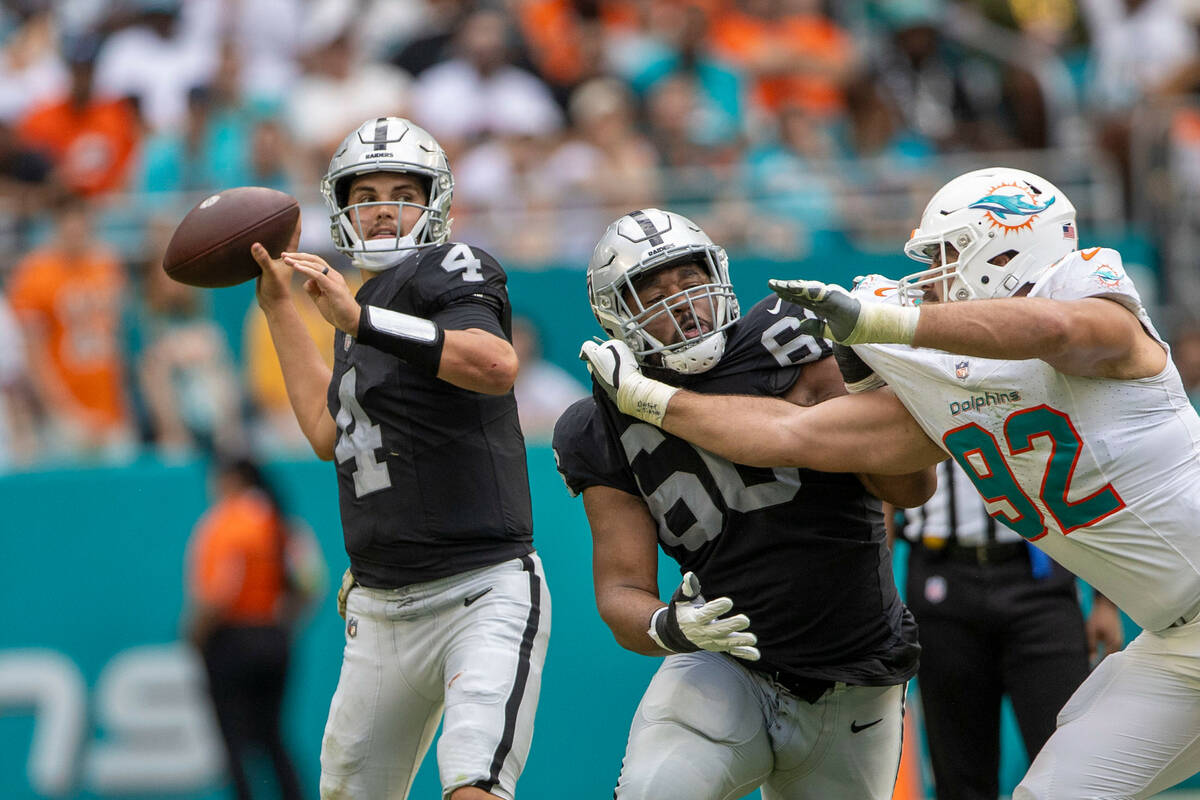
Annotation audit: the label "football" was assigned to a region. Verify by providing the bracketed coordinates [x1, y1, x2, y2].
[163, 186, 300, 288]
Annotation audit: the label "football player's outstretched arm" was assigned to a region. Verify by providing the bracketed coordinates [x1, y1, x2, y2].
[787, 356, 937, 508]
[770, 279, 1165, 380]
[911, 296, 1166, 379]
[253, 236, 337, 461]
[579, 338, 944, 475]
[662, 387, 945, 475]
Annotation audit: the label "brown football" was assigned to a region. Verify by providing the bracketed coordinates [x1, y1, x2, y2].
[163, 186, 300, 288]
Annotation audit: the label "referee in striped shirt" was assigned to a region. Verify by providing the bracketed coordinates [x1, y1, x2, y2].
[887, 460, 1124, 800]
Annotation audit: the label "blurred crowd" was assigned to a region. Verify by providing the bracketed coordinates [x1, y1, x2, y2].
[1, 0, 1200, 470]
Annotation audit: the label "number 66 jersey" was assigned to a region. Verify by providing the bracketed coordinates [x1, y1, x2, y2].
[855, 252, 1200, 633]
[554, 296, 921, 685]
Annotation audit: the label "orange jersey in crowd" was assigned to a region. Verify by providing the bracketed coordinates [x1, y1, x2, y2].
[187, 490, 288, 626]
[17, 97, 139, 196]
[7, 245, 128, 429]
[708, 10, 852, 115]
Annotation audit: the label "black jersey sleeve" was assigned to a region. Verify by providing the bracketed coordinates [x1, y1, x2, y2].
[431, 293, 507, 337]
[412, 243, 510, 315]
[552, 395, 640, 497]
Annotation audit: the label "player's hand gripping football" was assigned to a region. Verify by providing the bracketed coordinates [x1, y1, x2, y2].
[579, 339, 678, 426]
[253, 223, 301, 310]
[768, 278, 920, 345]
[649, 572, 760, 661]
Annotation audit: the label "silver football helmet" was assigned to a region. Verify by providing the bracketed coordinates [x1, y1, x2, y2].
[901, 167, 1077, 302]
[587, 209, 738, 374]
[320, 117, 453, 271]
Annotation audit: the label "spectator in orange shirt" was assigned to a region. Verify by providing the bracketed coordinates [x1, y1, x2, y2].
[7, 193, 133, 461]
[707, 0, 856, 118]
[16, 34, 139, 198]
[183, 456, 321, 800]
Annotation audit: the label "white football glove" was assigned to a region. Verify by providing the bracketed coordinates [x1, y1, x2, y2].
[336, 567, 355, 619]
[648, 572, 760, 661]
[579, 339, 679, 426]
[768, 279, 920, 345]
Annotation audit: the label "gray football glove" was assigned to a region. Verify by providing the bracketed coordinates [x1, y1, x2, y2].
[768, 278, 920, 345]
[648, 572, 760, 661]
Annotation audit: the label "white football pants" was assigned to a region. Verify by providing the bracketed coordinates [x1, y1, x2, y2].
[1016, 611, 1200, 799]
[319, 553, 550, 800]
[614, 651, 908, 800]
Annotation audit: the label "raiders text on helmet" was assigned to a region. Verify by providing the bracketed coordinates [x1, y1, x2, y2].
[901, 167, 1078, 303]
[587, 209, 738, 374]
[320, 117, 453, 271]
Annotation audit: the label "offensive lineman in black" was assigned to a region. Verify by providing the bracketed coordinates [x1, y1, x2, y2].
[552, 209, 933, 798]
[253, 117, 549, 800]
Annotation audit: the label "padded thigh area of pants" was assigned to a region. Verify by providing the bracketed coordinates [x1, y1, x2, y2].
[639, 653, 764, 745]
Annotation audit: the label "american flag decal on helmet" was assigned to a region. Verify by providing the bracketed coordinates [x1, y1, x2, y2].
[1062, 222, 1076, 240]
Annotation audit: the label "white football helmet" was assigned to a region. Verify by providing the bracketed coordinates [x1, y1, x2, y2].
[901, 167, 1078, 302]
[320, 117, 453, 271]
[587, 209, 738, 374]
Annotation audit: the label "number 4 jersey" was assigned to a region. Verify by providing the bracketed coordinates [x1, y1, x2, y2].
[554, 297, 920, 685]
[854, 250, 1200, 632]
[328, 243, 533, 589]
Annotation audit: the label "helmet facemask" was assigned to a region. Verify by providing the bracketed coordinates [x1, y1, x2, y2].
[613, 252, 737, 373]
[588, 209, 739, 375]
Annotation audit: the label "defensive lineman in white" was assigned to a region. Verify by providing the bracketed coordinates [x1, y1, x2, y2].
[580, 167, 1200, 798]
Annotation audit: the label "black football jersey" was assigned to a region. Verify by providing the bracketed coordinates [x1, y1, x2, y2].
[329, 242, 533, 588]
[554, 297, 919, 685]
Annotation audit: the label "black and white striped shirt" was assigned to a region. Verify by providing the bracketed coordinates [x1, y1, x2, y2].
[902, 461, 1025, 547]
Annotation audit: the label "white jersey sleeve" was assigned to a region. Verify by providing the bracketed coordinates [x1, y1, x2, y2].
[1032, 247, 1165, 346]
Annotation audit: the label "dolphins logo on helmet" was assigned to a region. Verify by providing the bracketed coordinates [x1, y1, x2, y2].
[901, 167, 1078, 302]
[969, 191, 1056, 230]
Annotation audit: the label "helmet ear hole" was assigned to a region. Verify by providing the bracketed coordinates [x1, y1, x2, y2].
[988, 249, 1019, 266]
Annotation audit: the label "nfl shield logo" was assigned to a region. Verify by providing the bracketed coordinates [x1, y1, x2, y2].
[955, 361, 970, 379]
[347, 617, 358, 638]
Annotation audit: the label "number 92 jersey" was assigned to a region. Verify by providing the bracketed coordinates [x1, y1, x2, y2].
[855, 251, 1200, 632]
[329, 243, 533, 590]
[554, 296, 920, 685]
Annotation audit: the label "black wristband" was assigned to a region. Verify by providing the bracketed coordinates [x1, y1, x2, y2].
[356, 305, 445, 375]
[832, 342, 874, 385]
[654, 605, 700, 654]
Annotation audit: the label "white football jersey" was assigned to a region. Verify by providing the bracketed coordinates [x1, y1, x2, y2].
[853, 251, 1200, 632]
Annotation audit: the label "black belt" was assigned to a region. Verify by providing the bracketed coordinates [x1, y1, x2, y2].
[767, 671, 836, 704]
[922, 540, 1028, 565]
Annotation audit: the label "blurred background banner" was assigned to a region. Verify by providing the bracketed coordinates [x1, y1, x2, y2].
[0, 451, 672, 800]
